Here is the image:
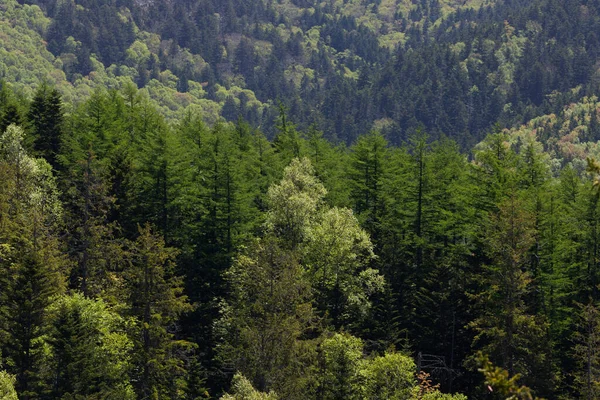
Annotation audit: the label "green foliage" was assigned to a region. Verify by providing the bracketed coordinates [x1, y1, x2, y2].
[0, 371, 18, 400]
[6, 6, 600, 393]
[173, 118, 272, 375]
[2, 0, 600, 151]
[477, 352, 542, 400]
[572, 302, 600, 400]
[320, 333, 364, 400]
[27, 82, 64, 169]
[218, 236, 317, 399]
[124, 101, 175, 235]
[410, 371, 467, 400]
[303, 207, 382, 327]
[0, 81, 25, 134]
[468, 194, 550, 389]
[220, 373, 278, 400]
[266, 157, 327, 248]
[362, 352, 416, 400]
[318, 332, 462, 400]
[126, 224, 194, 399]
[0, 0, 66, 96]
[273, 105, 303, 165]
[417, 390, 468, 400]
[0, 124, 66, 397]
[348, 131, 389, 239]
[265, 157, 384, 328]
[61, 146, 125, 300]
[42, 293, 135, 399]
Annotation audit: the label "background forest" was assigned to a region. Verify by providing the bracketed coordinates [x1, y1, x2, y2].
[4, 0, 600, 399]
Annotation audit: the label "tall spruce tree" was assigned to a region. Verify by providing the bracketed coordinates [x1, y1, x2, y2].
[0, 81, 23, 134]
[61, 146, 126, 300]
[27, 83, 64, 170]
[41, 293, 135, 399]
[126, 224, 194, 399]
[573, 302, 600, 400]
[468, 193, 552, 395]
[0, 125, 66, 399]
[348, 131, 389, 244]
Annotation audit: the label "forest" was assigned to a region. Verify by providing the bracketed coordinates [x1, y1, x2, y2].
[5, 0, 600, 147]
[3, 0, 600, 399]
[3, 78, 600, 399]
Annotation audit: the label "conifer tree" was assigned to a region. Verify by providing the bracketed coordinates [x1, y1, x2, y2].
[305, 125, 351, 207]
[273, 104, 304, 167]
[119, 94, 176, 239]
[348, 131, 389, 243]
[65, 86, 134, 232]
[468, 194, 551, 393]
[0, 103, 22, 134]
[469, 127, 518, 212]
[178, 120, 265, 374]
[413, 137, 475, 366]
[41, 293, 135, 399]
[249, 126, 279, 212]
[0, 125, 66, 398]
[573, 302, 600, 400]
[541, 167, 581, 351]
[27, 83, 64, 170]
[126, 224, 193, 399]
[0, 81, 23, 134]
[319, 333, 364, 400]
[61, 146, 126, 300]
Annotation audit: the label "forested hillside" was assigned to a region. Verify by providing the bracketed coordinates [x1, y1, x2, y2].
[5, 0, 600, 146]
[3, 78, 600, 399]
[4, 0, 600, 399]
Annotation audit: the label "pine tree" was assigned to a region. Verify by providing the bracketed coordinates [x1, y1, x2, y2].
[128, 122, 172, 236]
[0, 125, 67, 399]
[27, 83, 64, 170]
[0, 103, 23, 135]
[273, 104, 304, 167]
[348, 131, 389, 244]
[319, 333, 364, 400]
[61, 146, 126, 300]
[178, 121, 266, 376]
[468, 194, 551, 393]
[405, 136, 475, 372]
[469, 126, 518, 212]
[305, 125, 351, 207]
[126, 224, 193, 400]
[573, 302, 600, 400]
[41, 293, 135, 399]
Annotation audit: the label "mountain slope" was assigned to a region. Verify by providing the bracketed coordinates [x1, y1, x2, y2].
[5, 0, 600, 149]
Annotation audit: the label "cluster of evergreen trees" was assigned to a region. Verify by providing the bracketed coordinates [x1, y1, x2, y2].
[3, 78, 600, 398]
[14, 0, 600, 148]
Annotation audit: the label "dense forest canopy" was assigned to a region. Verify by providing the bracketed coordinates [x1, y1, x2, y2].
[4, 0, 600, 399]
[4, 0, 600, 146]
